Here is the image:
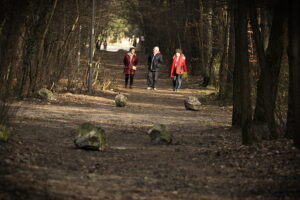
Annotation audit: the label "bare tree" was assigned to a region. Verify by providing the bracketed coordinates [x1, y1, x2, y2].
[287, 0, 300, 148]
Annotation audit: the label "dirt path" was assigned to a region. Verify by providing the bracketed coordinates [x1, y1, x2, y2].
[0, 50, 299, 200]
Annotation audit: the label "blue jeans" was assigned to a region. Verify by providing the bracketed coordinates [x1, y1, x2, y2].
[173, 74, 182, 90]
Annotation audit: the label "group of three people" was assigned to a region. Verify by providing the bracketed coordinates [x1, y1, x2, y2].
[123, 46, 188, 91]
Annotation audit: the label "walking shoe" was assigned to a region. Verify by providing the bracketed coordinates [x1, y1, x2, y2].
[147, 87, 152, 90]
[153, 88, 157, 90]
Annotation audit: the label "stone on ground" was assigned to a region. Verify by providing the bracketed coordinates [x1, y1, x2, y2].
[37, 88, 55, 100]
[115, 93, 127, 107]
[184, 96, 201, 111]
[74, 123, 107, 151]
[148, 124, 172, 145]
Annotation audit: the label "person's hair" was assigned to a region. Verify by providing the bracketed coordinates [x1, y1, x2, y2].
[129, 47, 135, 52]
[175, 48, 183, 54]
[153, 46, 159, 51]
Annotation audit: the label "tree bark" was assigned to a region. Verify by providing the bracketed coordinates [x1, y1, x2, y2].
[19, 0, 58, 96]
[249, 0, 287, 139]
[233, 0, 254, 145]
[232, 3, 242, 127]
[253, 9, 270, 122]
[33, 0, 58, 92]
[225, 6, 235, 99]
[219, 9, 230, 99]
[287, 0, 300, 148]
[202, 1, 213, 87]
[0, 1, 29, 97]
[260, 9, 271, 51]
[259, 0, 287, 139]
[249, 1, 267, 123]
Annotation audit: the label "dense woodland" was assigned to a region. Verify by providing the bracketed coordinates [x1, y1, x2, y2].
[0, 0, 299, 146]
[0, 0, 299, 199]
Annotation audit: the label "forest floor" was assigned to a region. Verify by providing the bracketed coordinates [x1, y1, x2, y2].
[0, 50, 299, 200]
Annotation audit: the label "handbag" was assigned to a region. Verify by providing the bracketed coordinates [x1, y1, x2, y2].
[182, 72, 188, 79]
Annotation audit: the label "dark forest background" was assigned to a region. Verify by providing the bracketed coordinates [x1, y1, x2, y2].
[0, 0, 299, 148]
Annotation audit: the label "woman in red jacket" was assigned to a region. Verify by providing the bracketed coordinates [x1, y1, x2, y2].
[170, 49, 188, 91]
[123, 47, 138, 89]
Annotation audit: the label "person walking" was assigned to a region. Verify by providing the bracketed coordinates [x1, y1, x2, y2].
[123, 47, 138, 89]
[170, 49, 188, 92]
[147, 46, 163, 90]
[96, 39, 101, 50]
[103, 40, 107, 50]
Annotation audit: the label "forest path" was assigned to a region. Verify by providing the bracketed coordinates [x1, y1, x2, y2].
[0, 50, 299, 200]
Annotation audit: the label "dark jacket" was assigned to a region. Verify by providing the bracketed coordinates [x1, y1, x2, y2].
[123, 53, 138, 75]
[148, 53, 163, 71]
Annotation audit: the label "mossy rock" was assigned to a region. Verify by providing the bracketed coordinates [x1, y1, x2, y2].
[115, 94, 127, 107]
[184, 96, 201, 111]
[0, 125, 11, 141]
[37, 88, 55, 100]
[74, 123, 107, 151]
[148, 124, 172, 145]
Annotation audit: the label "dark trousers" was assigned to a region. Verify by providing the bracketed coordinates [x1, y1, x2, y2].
[147, 71, 159, 88]
[173, 74, 182, 90]
[125, 74, 134, 87]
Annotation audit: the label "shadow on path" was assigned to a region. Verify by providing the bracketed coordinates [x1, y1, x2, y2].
[0, 50, 299, 200]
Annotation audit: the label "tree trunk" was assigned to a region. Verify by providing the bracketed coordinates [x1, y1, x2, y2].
[199, 0, 205, 77]
[286, 55, 294, 139]
[232, 3, 242, 127]
[19, 1, 58, 96]
[225, 6, 235, 99]
[287, 0, 300, 148]
[249, 1, 268, 123]
[33, 0, 58, 92]
[250, 0, 287, 139]
[258, 0, 287, 138]
[189, 0, 202, 76]
[260, 9, 271, 51]
[253, 8, 271, 123]
[233, 0, 254, 145]
[0, 1, 29, 97]
[202, 1, 213, 87]
[219, 9, 230, 99]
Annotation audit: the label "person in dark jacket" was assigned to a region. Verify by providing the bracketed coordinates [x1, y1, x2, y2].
[123, 47, 138, 89]
[147, 46, 163, 90]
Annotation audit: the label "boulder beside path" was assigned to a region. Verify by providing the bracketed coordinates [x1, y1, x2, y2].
[37, 88, 55, 100]
[148, 124, 173, 145]
[115, 93, 127, 107]
[184, 96, 201, 111]
[74, 123, 107, 151]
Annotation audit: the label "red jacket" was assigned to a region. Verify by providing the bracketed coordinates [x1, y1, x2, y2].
[123, 53, 138, 75]
[170, 55, 188, 77]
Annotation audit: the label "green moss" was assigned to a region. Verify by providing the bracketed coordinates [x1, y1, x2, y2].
[98, 127, 107, 150]
[148, 124, 173, 145]
[79, 122, 97, 136]
[0, 125, 11, 141]
[158, 124, 172, 142]
[37, 88, 54, 100]
[115, 94, 127, 107]
[75, 123, 108, 150]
